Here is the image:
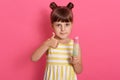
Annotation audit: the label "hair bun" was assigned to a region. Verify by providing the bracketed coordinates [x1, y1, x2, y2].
[50, 2, 57, 10]
[67, 2, 74, 9]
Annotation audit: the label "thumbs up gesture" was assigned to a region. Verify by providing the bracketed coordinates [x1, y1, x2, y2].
[46, 32, 59, 48]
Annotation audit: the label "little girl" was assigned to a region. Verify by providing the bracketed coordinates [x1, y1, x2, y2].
[32, 2, 82, 80]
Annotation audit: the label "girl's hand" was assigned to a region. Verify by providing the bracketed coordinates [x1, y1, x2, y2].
[70, 56, 80, 65]
[45, 32, 59, 48]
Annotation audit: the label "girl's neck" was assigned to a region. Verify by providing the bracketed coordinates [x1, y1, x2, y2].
[55, 36, 70, 44]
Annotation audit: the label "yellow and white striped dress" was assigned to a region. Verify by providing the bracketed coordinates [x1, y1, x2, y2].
[44, 39, 77, 80]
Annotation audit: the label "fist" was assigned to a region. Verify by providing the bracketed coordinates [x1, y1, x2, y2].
[70, 56, 80, 65]
[46, 32, 59, 48]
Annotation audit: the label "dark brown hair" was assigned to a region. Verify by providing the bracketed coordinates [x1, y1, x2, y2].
[49, 2, 74, 23]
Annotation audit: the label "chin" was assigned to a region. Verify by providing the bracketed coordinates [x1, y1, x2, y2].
[57, 34, 69, 40]
[60, 38, 66, 40]
[59, 36, 68, 40]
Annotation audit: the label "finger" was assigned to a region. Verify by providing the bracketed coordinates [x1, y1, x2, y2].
[73, 56, 77, 59]
[53, 40, 59, 48]
[73, 57, 79, 61]
[51, 32, 56, 39]
[55, 41, 59, 47]
[69, 56, 73, 64]
[70, 56, 73, 61]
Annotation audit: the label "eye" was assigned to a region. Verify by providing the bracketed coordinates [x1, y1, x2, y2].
[56, 24, 61, 27]
[65, 23, 70, 26]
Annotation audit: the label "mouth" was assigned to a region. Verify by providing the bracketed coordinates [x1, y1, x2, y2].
[60, 32, 67, 35]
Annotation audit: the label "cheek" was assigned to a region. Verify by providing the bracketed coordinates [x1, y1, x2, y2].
[53, 28, 59, 34]
[67, 28, 72, 32]
[68, 30, 72, 34]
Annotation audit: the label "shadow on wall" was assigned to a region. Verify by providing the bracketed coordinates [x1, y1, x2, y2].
[33, 9, 51, 80]
[37, 9, 53, 40]
[11, 8, 51, 80]
[33, 54, 46, 80]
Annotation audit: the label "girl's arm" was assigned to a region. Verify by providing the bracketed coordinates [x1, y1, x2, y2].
[31, 41, 49, 62]
[70, 47, 83, 74]
[72, 53, 83, 74]
[31, 33, 58, 62]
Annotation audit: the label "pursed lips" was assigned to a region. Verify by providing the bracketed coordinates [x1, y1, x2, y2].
[60, 32, 67, 34]
[60, 33, 67, 35]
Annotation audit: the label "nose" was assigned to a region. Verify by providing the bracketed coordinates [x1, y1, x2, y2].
[61, 26, 65, 31]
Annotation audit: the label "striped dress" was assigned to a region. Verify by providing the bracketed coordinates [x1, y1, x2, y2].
[44, 39, 77, 80]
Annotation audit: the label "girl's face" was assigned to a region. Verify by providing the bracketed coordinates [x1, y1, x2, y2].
[52, 21, 72, 40]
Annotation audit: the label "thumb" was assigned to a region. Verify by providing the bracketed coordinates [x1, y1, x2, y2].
[69, 56, 73, 64]
[51, 32, 55, 39]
